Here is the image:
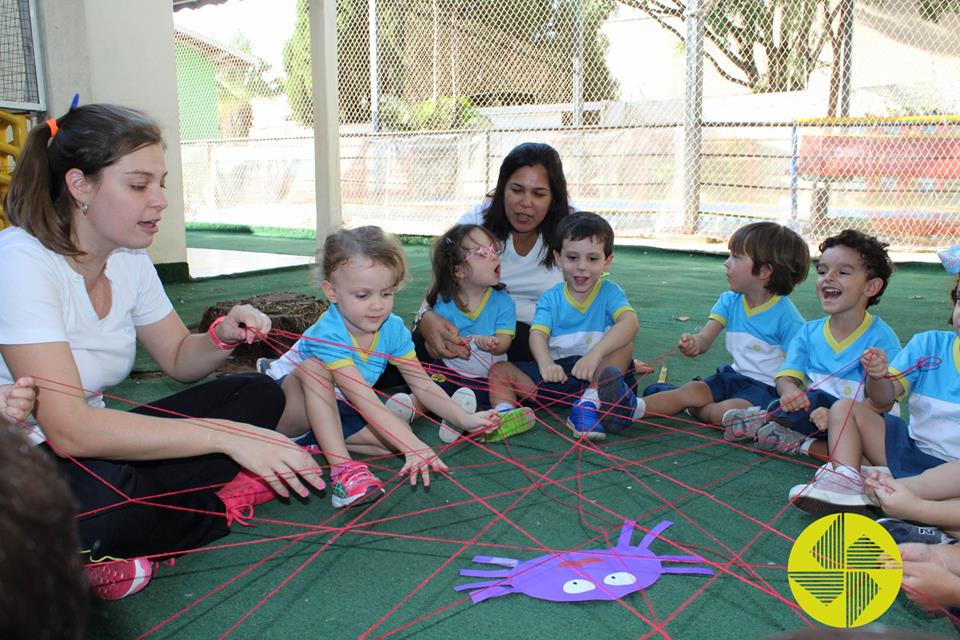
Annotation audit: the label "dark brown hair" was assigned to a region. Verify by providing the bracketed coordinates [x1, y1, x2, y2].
[482, 142, 571, 269]
[728, 222, 810, 295]
[5, 103, 164, 257]
[321, 226, 407, 287]
[0, 425, 87, 638]
[950, 275, 959, 325]
[551, 211, 614, 256]
[818, 229, 894, 307]
[425, 224, 504, 310]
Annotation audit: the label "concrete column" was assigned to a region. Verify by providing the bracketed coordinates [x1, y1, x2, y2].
[36, 0, 187, 275]
[311, 0, 342, 251]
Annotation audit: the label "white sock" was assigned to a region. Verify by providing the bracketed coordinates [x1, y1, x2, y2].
[494, 402, 515, 413]
[798, 438, 814, 456]
[581, 388, 599, 405]
[832, 463, 862, 483]
[633, 396, 646, 420]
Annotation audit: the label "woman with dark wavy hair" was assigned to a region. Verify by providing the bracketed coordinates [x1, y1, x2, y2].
[417, 142, 572, 362]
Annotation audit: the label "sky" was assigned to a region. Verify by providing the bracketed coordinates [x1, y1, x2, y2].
[173, 0, 297, 80]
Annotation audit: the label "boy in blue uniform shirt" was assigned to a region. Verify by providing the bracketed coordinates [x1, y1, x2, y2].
[595, 222, 809, 431]
[487, 212, 639, 439]
[735, 229, 901, 459]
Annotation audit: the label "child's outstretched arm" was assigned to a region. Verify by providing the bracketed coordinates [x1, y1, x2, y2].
[677, 318, 723, 358]
[0, 377, 36, 424]
[572, 311, 639, 382]
[866, 462, 960, 530]
[397, 358, 498, 435]
[334, 365, 447, 486]
[530, 329, 566, 383]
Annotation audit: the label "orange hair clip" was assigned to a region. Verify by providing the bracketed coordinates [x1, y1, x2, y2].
[46, 118, 58, 138]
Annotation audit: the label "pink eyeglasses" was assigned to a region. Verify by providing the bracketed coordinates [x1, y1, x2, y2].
[463, 243, 502, 261]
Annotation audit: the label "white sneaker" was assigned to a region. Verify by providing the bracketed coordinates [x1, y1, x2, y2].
[386, 392, 415, 424]
[788, 463, 873, 516]
[439, 387, 476, 443]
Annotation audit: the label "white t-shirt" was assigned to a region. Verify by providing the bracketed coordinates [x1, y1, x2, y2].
[458, 202, 563, 324]
[0, 227, 174, 442]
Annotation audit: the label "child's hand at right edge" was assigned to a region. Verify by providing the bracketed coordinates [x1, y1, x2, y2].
[400, 443, 448, 487]
[0, 377, 37, 425]
[861, 346, 889, 380]
[678, 333, 700, 357]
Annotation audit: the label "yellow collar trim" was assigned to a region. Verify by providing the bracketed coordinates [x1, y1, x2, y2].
[823, 312, 873, 354]
[564, 280, 602, 313]
[742, 294, 779, 317]
[350, 329, 379, 363]
[953, 336, 960, 375]
[463, 288, 493, 321]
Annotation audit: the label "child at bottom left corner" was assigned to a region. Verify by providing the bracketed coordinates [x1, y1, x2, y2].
[273, 226, 501, 508]
[0, 379, 89, 637]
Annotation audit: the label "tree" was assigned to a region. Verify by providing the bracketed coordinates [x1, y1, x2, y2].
[283, 0, 619, 128]
[621, 1, 844, 94]
[623, 0, 959, 98]
[218, 34, 282, 137]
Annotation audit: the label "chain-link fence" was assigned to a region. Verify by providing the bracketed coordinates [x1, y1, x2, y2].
[0, 0, 44, 111]
[175, 0, 960, 252]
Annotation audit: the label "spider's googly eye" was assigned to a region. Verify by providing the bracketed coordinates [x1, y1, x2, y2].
[562, 579, 596, 594]
[603, 572, 637, 586]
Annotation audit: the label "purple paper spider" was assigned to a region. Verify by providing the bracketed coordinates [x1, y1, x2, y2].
[455, 520, 713, 603]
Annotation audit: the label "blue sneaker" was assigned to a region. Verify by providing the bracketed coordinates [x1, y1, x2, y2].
[597, 366, 637, 433]
[566, 400, 604, 440]
[642, 382, 677, 397]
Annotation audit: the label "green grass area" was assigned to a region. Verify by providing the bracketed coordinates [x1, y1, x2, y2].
[87, 239, 957, 639]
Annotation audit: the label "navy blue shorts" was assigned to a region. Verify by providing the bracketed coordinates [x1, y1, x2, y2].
[294, 398, 368, 447]
[514, 356, 637, 407]
[515, 356, 587, 406]
[700, 365, 778, 408]
[884, 413, 949, 479]
[276, 374, 369, 446]
[768, 388, 838, 437]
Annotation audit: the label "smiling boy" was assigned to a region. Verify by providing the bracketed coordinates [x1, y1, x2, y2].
[487, 212, 639, 439]
[748, 229, 901, 459]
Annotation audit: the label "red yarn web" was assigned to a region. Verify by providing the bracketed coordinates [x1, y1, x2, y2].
[20, 330, 954, 638]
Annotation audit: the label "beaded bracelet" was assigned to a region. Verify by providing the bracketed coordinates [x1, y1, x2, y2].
[208, 316, 242, 350]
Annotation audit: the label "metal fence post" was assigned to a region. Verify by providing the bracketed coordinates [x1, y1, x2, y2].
[682, 0, 704, 235]
[369, 0, 380, 132]
[789, 124, 799, 230]
[572, 0, 584, 128]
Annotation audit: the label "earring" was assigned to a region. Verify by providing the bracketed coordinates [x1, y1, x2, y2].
[79, 203, 88, 216]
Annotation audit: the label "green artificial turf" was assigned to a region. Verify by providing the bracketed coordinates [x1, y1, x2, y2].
[86, 238, 957, 639]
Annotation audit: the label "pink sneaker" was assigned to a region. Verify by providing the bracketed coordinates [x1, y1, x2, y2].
[85, 557, 154, 600]
[331, 461, 384, 509]
[788, 463, 873, 516]
[216, 469, 292, 526]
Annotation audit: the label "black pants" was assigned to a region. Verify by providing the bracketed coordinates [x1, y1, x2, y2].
[376, 322, 534, 390]
[53, 373, 285, 559]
